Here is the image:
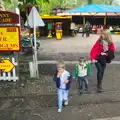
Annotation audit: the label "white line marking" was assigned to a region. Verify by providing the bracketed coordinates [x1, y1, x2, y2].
[93, 116, 120, 120]
[37, 61, 120, 64]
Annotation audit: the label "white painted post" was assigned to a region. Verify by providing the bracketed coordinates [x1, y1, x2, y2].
[33, 7, 39, 78]
[7, 58, 11, 81]
[12, 58, 16, 82]
[29, 62, 36, 77]
[25, 7, 44, 78]
[3, 72, 6, 81]
[8, 72, 11, 81]
[15, 8, 20, 80]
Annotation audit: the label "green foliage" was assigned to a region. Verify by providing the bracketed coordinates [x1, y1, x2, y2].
[18, 0, 49, 12]
[40, 0, 117, 15]
[2, 0, 120, 15]
[40, 0, 67, 15]
[40, 0, 84, 15]
[88, 0, 92, 4]
[4, 0, 11, 3]
[11, 111, 17, 120]
[4, 0, 19, 11]
[18, 0, 49, 5]
[89, 0, 114, 5]
[104, 0, 114, 5]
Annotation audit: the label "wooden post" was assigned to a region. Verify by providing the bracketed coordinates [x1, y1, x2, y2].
[83, 17, 86, 24]
[104, 13, 107, 25]
[104, 17, 106, 25]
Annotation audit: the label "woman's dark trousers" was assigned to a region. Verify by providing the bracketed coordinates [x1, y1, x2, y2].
[95, 62, 106, 90]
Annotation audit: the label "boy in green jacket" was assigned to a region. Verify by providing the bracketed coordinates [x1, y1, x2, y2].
[74, 57, 92, 94]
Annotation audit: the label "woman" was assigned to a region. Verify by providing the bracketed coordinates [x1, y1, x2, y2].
[90, 30, 115, 93]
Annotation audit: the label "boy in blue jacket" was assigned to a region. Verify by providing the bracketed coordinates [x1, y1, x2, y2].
[53, 61, 72, 113]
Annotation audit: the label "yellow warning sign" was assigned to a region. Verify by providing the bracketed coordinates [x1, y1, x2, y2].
[0, 59, 14, 72]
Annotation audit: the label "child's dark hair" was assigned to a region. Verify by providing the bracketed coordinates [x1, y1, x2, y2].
[79, 57, 85, 62]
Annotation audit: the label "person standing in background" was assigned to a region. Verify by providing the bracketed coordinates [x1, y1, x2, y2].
[70, 22, 75, 36]
[82, 21, 91, 37]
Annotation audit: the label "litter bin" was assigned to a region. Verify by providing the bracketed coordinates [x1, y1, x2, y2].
[56, 30, 62, 40]
[55, 22, 62, 40]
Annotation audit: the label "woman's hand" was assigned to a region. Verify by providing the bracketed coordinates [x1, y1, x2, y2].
[101, 52, 106, 55]
[64, 80, 69, 84]
[92, 59, 97, 63]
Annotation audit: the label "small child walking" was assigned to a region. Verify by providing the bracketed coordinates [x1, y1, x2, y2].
[53, 61, 72, 113]
[74, 57, 92, 94]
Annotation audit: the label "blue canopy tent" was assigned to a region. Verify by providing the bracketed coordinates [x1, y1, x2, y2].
[67, 4, 120, 25]
[68, 4, 120, 13]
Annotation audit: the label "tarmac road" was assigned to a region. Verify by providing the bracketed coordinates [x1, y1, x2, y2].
[20, 34, 120, 61]
[1, 34, 120, 120]
[0, 63, 120, 120]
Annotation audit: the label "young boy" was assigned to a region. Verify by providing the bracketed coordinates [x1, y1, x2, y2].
[74, 57, 92, 94]
[53, 61, 72, 113]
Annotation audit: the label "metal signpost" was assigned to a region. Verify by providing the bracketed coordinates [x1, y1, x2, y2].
[25, 7, 45, 78]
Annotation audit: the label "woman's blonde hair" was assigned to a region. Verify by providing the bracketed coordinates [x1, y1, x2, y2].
[100, 29, 112, 44]
[57, 60, 65, 69]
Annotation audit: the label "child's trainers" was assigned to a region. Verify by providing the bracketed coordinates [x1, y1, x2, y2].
[58, 109, 62, 113]
[84, 89, 91, 94]
[64, 100, 68, 106]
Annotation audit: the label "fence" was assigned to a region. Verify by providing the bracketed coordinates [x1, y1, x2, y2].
[0, 57, 18, 82]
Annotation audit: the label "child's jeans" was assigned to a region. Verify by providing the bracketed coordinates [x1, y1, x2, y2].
[78, 76, 88, 91]
[57, 89, 69, 109]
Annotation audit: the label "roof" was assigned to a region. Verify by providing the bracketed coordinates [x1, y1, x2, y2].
[41, 15, 72, 19]
[68, 4, 120, 13]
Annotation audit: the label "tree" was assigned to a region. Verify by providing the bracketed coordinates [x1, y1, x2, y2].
[40, 0, 84, 15]
[18, 0, 49, 16]
[88, 0, 115, 5]
[17, 0, 49, 26]
[87, 0, 105, 4]
[18, 0, 49, 10]
[104, 0, 114, 5]
[40, 0, 68, 15]
[88, 0, 92, 4]
[0, 0, 19, 11]
[5, 0, 18, 11]
[0, 0, 5, 10]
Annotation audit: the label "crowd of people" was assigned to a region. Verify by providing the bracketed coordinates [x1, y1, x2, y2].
[53, 29, 115, 113]
[70, 21, 91, 37]
[70, 21, 117, 37]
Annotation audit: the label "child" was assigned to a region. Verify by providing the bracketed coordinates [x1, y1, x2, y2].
[74, 57, 92, 94]
[53, 61, 72, 113]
